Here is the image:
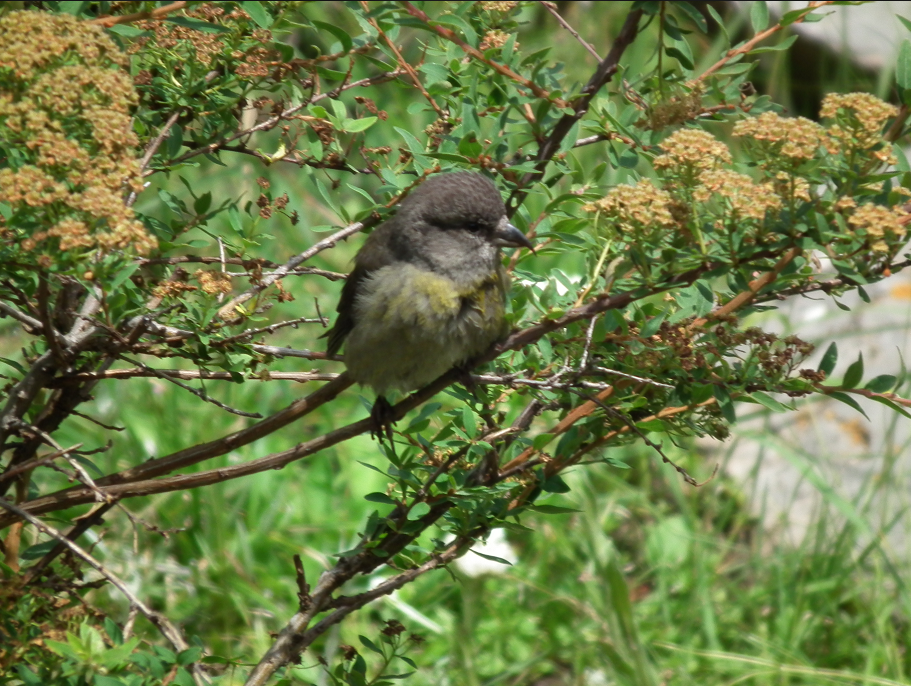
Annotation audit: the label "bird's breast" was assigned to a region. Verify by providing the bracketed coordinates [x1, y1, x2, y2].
[343, 263, 508, 394]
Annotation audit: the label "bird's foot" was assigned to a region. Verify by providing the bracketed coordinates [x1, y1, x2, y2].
[370, 396, 396, 443]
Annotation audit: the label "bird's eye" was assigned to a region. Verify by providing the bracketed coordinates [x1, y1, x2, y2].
[466, 220, 483, 232]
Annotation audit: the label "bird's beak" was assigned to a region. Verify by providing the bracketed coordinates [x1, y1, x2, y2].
[493, 216, 535, 253]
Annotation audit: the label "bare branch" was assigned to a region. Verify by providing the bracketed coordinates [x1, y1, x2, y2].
[0, 496, 210, 686]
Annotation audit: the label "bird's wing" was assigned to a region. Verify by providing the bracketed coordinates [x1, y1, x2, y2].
[325, 263, 368, 356]
[325, 222, 401, 356]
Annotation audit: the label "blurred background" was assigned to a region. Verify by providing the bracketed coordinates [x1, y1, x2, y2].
[5, 2, 911, 684]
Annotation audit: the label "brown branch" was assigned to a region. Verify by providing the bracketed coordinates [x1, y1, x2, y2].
[362, 1, 446, 118]
[693, 1, 833, 84]
[88, 1, 188, 27]
[216, 219, 373, 320]
[0, 497, 210, 686]
[0, 300, 43, 332]
[539, 2, 602, 61]
[507, 7, 644, 213]
[160, 70, 405, 171]
[399, 1, 569, 108]
[49, 369, 338, 385]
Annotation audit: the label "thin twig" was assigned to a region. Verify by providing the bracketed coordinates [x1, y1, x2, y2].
[118, 356, 263, 418]
[539, 2, 602, 60]
[88, 0, 187, 27]
[0, 497, 210, 686]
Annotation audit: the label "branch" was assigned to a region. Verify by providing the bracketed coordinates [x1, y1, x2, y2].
[88, 1, 188, 27]
[216, 219, 372, 320]
[399, 2, 569, 108]
[693, 1, 834, 84]
[508, 7, 644, 212]
[0, 497, 210, 686]
[0, 300, 43, 332]
[160, 70, 405, 171]
[48, 369, 338, 385]
[539, 2, 602, 61]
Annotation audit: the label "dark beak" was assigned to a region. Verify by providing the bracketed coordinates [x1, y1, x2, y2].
[493, 216, 535, 252]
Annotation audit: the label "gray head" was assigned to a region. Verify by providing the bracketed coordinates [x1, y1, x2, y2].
[374, 172, 532, 277]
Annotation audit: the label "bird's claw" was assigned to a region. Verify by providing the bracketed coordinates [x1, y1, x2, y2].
[370, 396, 396, 443]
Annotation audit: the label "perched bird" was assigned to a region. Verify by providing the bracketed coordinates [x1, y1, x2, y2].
[326, 172, 533, 436]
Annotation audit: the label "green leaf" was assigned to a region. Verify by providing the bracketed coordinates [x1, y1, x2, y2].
[749, 391, 789, 413]
[818, 342, 838, 376]
[899, 41, 911, 90]
[532, 433, 554, 450]
[245, 1, 273, 29]
[542, 474, 570, 493]
[842, 352, 864, 389]
[469, 549, 513, 565]
[0, 357, 26, 374]
[407, 502, 431, 520]
[166, 17, 230, 34]
[828, 391, 869, 420]
[529, 503, 580, 514]
[364, 492, 398, 505]
[108, 24, 148, 37]
[868, 394, 911, 420]
[749, 34, 798, 54]
[21, 540, 57, 560]
[359, 635, 382, 654]
[343, 117, 378, 133]
[750, 1, 769, 31]
[865, 375, 897, 393]
[109, 262, 140, 292]
[675, 2, 708, 32]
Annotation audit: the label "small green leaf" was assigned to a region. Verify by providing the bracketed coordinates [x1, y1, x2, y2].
[842, 352, 864, 389]
[364, 492, 398, 505]
[469, 549, 512, 565]
[343, 117, 378, 133]
[749, 391, 789, 413]
[750, 1, 769, 31]
[899, 41, 911, 91]
[0, 357, 26, 374]
[407, 502, 431, 520]
[532, 433, 554, 450]
[245, 1, 273, 29]
[828, 391, 869, 420]
[865, 375, 897, 393]
[359, 635, 382, 654]
[529, 504, 579, 514]
[542, 474, 570, 493]
[818, 342, 838, 376]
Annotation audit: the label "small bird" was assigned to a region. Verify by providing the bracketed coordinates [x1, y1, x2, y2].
[326, 172, 533, 436]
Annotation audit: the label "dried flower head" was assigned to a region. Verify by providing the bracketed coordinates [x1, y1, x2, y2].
[194, 270, 233, 295]
[733, 112, 827, 163]
[480, 30, 516, 51]
[693, 170, 782, 222]
[0, 11, 156, 256]
[821, 92, 898, 162]
[583, 179, 676, 238]
[847, 204, 908, 253]
[653, 129, 732, 174]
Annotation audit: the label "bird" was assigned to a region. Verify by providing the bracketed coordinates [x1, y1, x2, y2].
[325, 171, 534, 438]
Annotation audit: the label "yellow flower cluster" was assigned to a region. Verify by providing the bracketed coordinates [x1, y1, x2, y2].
[847, 204, 908, 253]
[821, 92, 898, 162]
[583, 179, 676, 237]
[694, 170, 782, 221]
[653, 128, 731, 172]
[195, 270, 234, 295]
[480, 30, 515, 51]
[0, 11, 156, 256]
[733, 112, 828, 162]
